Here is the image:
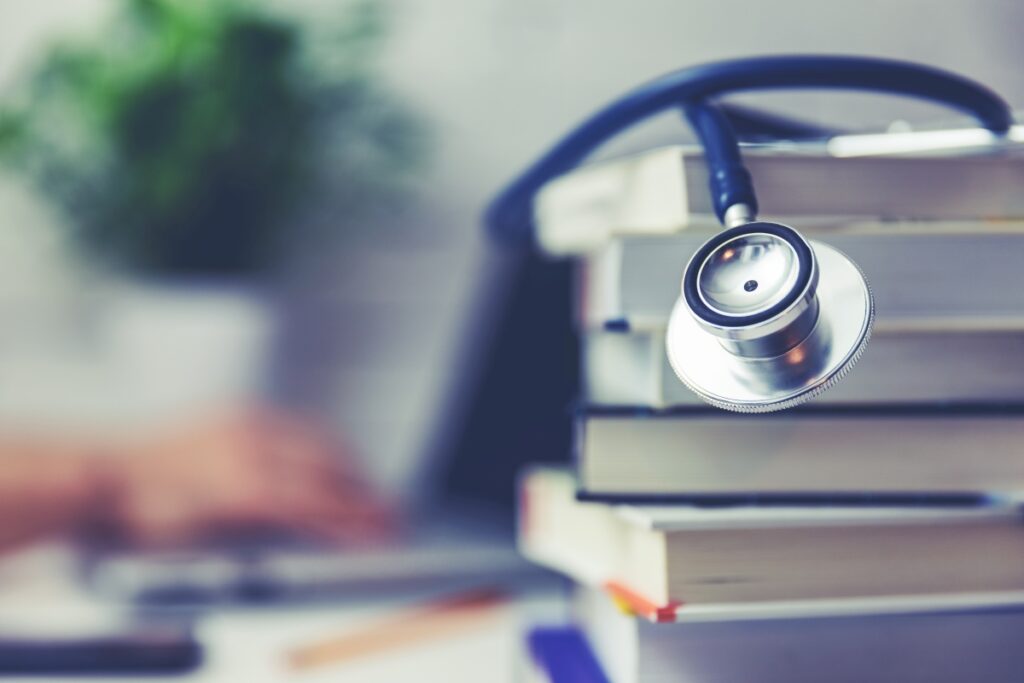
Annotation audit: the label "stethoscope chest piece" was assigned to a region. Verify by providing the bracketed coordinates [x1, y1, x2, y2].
[666, 222, 874, 412]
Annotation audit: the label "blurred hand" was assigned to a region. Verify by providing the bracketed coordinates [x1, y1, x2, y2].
[107, 409, 394, 549]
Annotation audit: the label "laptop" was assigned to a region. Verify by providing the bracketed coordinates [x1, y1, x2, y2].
[84, 253, 575, 604]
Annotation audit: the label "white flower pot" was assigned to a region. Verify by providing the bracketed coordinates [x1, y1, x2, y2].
[101, 280, 277, 423]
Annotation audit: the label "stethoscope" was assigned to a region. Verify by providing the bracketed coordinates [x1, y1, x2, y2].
[486, 55, 1014, 413]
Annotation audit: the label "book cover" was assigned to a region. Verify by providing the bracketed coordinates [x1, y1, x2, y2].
[526, 627, 610, 683]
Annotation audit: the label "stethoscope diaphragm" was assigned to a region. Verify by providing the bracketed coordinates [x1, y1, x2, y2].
[666, 222, 874, 412]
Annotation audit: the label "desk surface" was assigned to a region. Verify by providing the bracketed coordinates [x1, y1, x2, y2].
[0, 544, 567, 682]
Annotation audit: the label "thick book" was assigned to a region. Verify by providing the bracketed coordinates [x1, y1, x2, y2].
[577, 226, 1024, 407]
[524, 627, 610, 683]
[577, 228, 1024, 333]
[519, 468, 1024, 609]
[576, 409, 1024, 499]
[582, 328, 1024, 408]
[574, 584, 1024, 683]
[536, 144, 1024, 255]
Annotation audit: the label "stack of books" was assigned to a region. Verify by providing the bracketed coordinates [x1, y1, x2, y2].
[518, 142, 1024, 682]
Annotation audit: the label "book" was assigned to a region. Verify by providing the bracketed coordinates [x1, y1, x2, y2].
[582, 328, 1024, 408]
[536, 144, 1024, 255]
[574, 584, 1024, 683]
[525, 627, 610, 683]
[575, 409, 1024, 499]
[577, 228, 1024, 333]
[519, 467, 1024, 608]
[577, 226, 1024, 406]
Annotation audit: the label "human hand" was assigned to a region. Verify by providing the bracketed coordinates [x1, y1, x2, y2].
[104, 409, 394, 549]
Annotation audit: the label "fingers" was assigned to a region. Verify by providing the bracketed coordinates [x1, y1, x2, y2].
[256, 415, 369, 486]
[111, 406, 400, 550]
[268, 465, 399, 545]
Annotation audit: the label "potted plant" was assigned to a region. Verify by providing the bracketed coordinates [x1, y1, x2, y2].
[0, 0, 424, 417]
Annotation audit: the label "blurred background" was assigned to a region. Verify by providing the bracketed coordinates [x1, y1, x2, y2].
[0, 0, 1022, 678]
[1, 0, 1023, 508]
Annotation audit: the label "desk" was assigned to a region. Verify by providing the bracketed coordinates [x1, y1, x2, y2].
[0, 545, 567, 682]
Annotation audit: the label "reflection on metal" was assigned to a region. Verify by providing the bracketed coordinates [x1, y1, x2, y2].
[667, 224, 874, 412]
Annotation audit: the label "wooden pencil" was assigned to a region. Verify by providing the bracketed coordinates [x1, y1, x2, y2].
[287, 587, 509, 671]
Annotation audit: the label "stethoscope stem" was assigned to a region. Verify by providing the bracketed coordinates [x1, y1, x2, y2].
[722, 203, 756, 228]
